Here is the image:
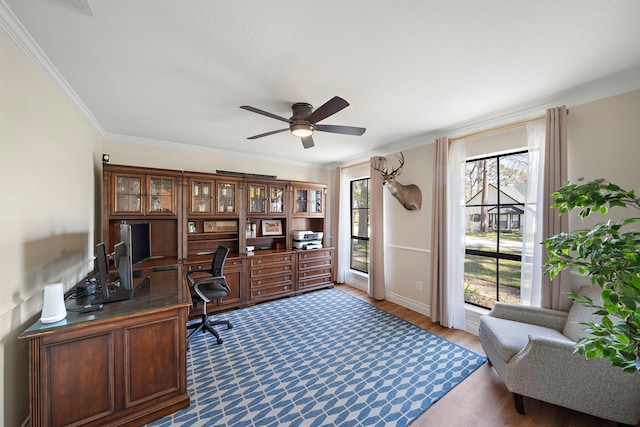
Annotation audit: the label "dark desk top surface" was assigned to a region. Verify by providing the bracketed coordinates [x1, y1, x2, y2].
[20, 265, 190, 338]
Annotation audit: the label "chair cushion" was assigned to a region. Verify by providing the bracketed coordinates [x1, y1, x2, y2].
[480, 315, 569, 362]
[563, 285, 605, 342]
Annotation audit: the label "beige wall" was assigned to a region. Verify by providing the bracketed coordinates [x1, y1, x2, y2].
[377, 89, 640, 321]
[567, 90, 640, 228]
[0, 30, 102, 426]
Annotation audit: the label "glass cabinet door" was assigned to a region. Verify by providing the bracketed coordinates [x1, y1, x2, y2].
[295, 188, 309, 214]
[248, 184, 266, 214]
[217, 182, 237, 214]
[148, 177, 175, 213]
[191, 180, 213, 213]
[114, 175, 142, 213]
[269, 185, 285, 214]
[310, 188, 324, 215]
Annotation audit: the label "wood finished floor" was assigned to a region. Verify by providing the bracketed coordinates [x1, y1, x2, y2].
[335, 284, 637, 427]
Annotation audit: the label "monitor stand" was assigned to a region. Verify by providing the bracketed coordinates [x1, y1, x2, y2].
[93, 281, 134, 305]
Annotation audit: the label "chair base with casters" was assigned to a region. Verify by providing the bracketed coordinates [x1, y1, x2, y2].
[186, 308, 232, 345]
[186, 246, 233, 345]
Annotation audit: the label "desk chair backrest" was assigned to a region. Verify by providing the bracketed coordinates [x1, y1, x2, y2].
[211, 246, 230, 277]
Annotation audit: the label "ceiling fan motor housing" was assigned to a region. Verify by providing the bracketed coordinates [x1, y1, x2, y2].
[291, 102, 313, 120]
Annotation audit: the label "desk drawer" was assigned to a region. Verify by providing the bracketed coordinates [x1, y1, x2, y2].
[250, 283, 293, 299]
[251, 264, 292, 276]
[298, 266, 331, 280]
[298, 258, 331, 271]
[251, 274, 293, 288]
[299, 274, 333, 290]
[297, 249, 332, 261]
[250, 254, 293, 267]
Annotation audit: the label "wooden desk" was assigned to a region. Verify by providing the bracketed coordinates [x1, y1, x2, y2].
[20, 266, 191, 427]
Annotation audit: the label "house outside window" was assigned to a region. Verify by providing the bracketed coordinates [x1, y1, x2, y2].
[464, 151, 527, 309]
[350, 178, 370, 273]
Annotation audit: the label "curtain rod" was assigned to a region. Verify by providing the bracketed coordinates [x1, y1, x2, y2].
[449, 115, 544, 142]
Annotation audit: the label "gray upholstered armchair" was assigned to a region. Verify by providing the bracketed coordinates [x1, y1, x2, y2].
[478, 285, 640, 426]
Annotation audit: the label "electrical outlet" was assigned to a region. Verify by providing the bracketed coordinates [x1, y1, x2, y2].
[416, 280, 423, 291]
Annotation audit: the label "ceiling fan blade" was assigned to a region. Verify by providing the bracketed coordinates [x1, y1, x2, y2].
[315, 124, 366, 136]
[305, 96, 349, 124]
[247, 128, 289, 139]
[301, 135, 315, 149]
[240, 106, 290, 123]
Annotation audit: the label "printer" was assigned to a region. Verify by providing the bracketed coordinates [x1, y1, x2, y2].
[292, 230, 323, 250]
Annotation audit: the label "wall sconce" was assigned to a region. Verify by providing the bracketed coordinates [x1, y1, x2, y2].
[102, 153, 110, 163]
[40, 283, 67, 324]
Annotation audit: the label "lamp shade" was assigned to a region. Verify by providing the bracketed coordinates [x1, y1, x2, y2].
[40, 283, 67, 324]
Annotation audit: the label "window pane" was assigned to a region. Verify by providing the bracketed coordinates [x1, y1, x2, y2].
[465, 207, 497, 252]
[351, 238, 369, 273]
[464, 254, 497, 308]
[498, 259, 521, 304]
[498, 228, 523, 256]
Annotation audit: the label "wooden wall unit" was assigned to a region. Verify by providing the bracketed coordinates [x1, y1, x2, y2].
[102, 164, 333, 310]
[103, 165, 183, 264]
[184, 172, 241, 257]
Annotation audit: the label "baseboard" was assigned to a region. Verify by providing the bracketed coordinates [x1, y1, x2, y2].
[387, 292, 430, 318]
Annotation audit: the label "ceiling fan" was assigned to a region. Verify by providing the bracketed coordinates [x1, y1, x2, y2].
[240, 96, 366, 149]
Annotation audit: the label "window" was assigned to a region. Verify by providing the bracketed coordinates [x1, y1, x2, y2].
[464, 151, 527, 309]
[350, 178, 370, 273]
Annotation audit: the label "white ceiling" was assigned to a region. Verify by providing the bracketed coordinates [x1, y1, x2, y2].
[3, 0, 640, 168]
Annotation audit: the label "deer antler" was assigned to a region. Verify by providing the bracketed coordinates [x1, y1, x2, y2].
[372, 156, 388, 175]
[389, 152, 405, 177]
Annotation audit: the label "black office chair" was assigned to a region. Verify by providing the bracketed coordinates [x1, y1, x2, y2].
[186, 246, 233, 345]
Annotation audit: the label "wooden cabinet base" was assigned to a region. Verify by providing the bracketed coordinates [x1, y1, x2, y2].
[21, 269, 191, 427]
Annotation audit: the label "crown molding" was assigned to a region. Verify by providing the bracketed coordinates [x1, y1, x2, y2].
[0, 1, 105, 136]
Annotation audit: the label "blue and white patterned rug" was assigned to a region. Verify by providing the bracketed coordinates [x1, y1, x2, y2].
[148, 288, 486, 427]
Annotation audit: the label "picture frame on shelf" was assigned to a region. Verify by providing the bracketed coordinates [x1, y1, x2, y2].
[261, 219, 283, 236]
[188, 221, 196, 233]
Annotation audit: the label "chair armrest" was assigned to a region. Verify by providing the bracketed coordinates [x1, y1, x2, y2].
[489, 302, 568, 331]
[186, 267, 213, 285]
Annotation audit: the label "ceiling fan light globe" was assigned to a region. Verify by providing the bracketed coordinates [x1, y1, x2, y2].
[291, 123, 314, 137]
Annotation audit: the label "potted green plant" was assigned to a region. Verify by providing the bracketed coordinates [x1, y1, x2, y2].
[543, 178, 640, 372]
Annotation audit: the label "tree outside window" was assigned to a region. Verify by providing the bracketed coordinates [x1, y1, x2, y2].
[351, 178, 370, 273]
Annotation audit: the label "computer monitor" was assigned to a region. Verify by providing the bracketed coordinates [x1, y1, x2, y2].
[96, 242, 109, 294]
[94, 241, 134, 304]
[128, 222, 151, 265]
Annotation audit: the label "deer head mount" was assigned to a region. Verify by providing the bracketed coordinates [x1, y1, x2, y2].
[372, 152, 422, 210]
